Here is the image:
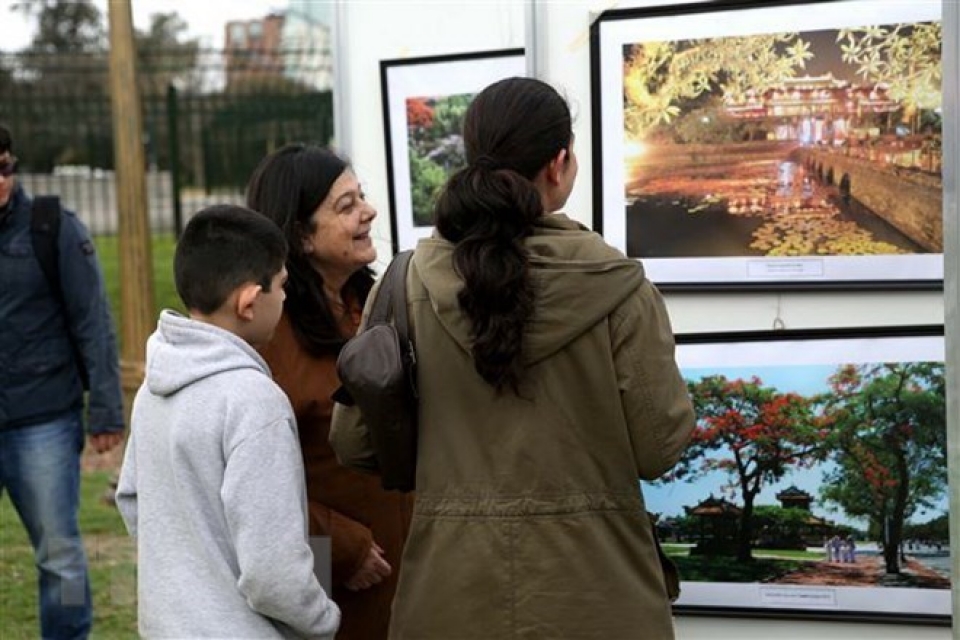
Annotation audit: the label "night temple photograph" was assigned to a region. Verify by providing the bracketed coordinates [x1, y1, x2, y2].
[618, 20, 942, 263]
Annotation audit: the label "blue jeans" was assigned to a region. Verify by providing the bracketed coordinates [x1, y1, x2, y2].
[0, 412, 92, 640]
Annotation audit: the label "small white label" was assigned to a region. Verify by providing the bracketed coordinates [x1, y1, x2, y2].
[759, 586, 838, 608]
[747, 259, 825, 279]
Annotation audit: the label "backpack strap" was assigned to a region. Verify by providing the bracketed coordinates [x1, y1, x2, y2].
[374, 250, 417, 397]
[369, 250, 414, 338]
[389, 251, 413, 345]
[29, 196, 90, 389]
[30, 195, 64, 303]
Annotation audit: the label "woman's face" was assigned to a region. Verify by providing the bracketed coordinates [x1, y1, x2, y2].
[302, 168, 377, 282]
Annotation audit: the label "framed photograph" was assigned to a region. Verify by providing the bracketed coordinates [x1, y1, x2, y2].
[590, 0, 944, 290]
[380, 49, 525, 252]
[649, 325, 948, 623]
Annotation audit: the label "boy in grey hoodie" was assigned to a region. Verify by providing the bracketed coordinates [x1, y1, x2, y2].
[116, 205, 340, 639]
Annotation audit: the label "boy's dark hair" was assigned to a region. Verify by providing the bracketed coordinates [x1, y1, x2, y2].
[0, 124, 12, 154]
[174, 204, 288, 314]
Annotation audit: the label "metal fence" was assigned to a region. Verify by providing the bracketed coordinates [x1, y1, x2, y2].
[1, 47, 334, 235]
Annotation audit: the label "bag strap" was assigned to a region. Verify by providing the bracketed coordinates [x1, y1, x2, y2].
[30, 196, 64, 305]
[29, 196, 90, 389]
[389, 250, 413, 345]
[369, 250, 414, 344]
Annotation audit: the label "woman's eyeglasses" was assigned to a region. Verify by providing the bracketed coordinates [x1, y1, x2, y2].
[0, 156, 17, 178]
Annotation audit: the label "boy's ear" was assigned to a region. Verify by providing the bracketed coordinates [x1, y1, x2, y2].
[235, 283, 262, 321]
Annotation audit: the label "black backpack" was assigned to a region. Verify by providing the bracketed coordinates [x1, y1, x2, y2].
[30, 196, 90, 389]
[334, 251, 418, 492]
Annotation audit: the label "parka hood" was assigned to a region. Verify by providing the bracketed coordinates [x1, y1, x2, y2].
[413, 213, 645, 366]
[144, 310, 272, 397]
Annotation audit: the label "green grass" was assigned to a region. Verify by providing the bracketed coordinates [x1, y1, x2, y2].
[752, 548, 824, 561]
[663, 545, 816, 583]
[0, 471, 137, 639]
[93, 233, 185, 327]
[662, 543, 823, 562]
[670, 553, 806, 583]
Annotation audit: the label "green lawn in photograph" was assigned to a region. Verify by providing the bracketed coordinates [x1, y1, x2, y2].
[0, 471, 137, 639]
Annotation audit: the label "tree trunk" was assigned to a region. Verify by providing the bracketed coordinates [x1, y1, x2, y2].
[737, 495, 755, 563]
[883, 449, 911, 574]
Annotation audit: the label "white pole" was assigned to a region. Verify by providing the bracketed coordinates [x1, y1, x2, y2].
[525, 0, 544, 79]
[942, 0, 960, 636]
[331, 1, 351, 156]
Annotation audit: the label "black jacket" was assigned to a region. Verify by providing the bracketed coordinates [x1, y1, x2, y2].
[0, 184, 124, 432]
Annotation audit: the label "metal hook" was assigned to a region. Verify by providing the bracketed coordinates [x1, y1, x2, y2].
[773, 294, 786, 331]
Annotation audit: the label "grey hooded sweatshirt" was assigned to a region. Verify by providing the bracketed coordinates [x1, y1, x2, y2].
[117, 311, 340, 639]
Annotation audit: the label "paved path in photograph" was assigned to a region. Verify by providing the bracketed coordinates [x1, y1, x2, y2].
[775, 556, 949, 589]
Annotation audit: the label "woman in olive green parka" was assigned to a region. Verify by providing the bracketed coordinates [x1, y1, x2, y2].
[331, 77, 695, 640]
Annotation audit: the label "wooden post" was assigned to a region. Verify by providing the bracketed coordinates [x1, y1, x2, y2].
[107, 0, 154, 399]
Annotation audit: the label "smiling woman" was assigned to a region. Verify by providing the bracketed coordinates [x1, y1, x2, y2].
[244, 144, 414, 640]
[301, 169, 378, 304]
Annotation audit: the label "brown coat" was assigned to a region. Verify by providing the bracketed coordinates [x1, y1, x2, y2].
[332, 214, 696, 639]
[260, 311, 414, 640]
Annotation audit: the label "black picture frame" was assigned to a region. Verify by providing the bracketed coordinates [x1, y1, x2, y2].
[380, 48, 525, 253]
[654, 324, 949, 624]
[589, 0, 944, 291]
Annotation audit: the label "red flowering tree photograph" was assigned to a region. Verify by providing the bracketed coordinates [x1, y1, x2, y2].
[405, 93, 472, 226]
[380, 50, 524, 251]
[645, 329, 948, 620]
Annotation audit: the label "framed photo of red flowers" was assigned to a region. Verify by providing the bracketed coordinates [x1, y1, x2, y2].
[589, 0, 944, 290]
[380, 49, 525, 252]
[649, 325, 949, 623]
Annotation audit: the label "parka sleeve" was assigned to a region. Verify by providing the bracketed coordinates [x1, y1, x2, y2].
[610, 279, 695, 480]
[329, 402, 379, 472]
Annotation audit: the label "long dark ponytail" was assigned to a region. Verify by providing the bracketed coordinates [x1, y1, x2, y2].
[434, 77, 572, 393]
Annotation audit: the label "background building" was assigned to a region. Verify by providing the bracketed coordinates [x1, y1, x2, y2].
[223, 1, 332, 91]
[282, 0, 333, 90]
[224, 13, 286, 88]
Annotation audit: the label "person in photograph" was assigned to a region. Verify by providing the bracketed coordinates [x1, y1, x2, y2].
[246, 144, 414, 640]
[844, 536, 857, 563]
[331, 77, 696, 639]
[828, 534, 843, 563]
[116, 205, 340, 638]
[0, 123, 124, 640]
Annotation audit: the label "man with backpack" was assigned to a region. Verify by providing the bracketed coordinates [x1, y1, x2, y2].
[0, 123, 124, 640]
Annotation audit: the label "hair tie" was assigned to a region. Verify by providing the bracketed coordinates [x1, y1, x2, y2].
[471, 155, 501, 171]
